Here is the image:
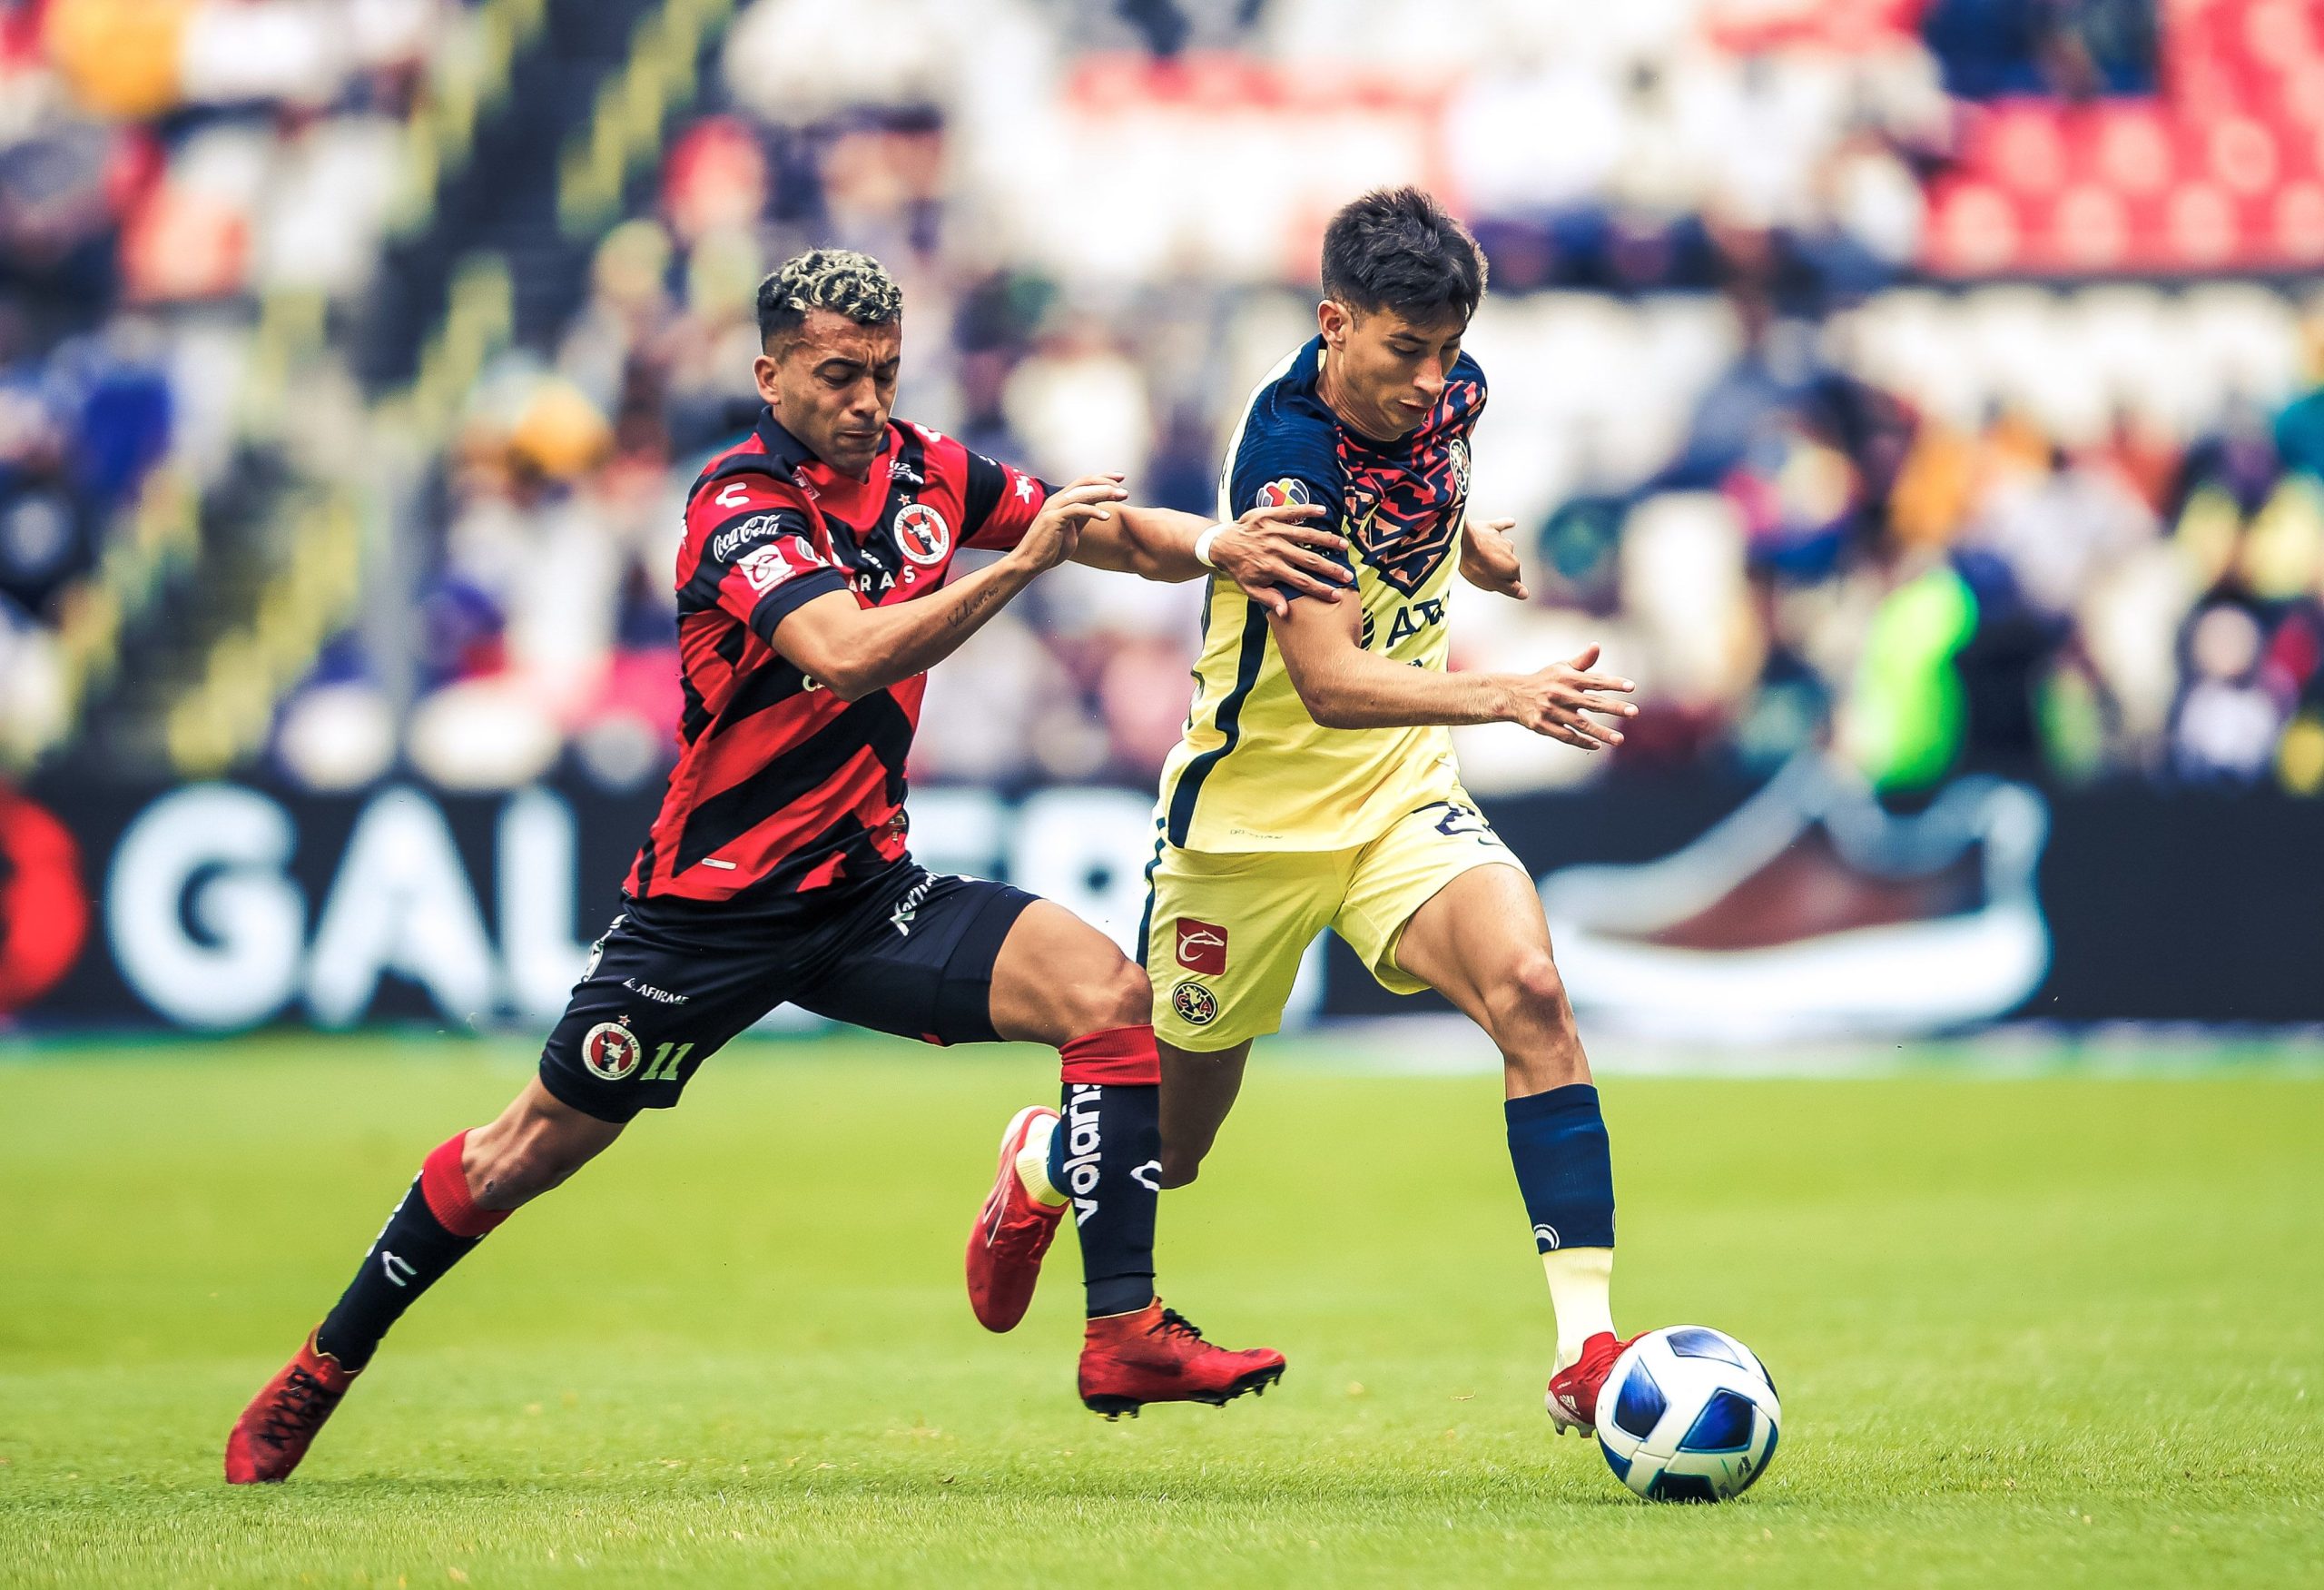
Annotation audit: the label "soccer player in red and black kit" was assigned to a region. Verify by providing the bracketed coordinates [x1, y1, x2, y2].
[225, 249, 1355, 1483]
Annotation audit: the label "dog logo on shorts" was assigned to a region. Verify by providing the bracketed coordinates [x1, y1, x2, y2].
[1176, 918, 1228, 975]
[1171, 980, 1219, 1027]
[581, 1021, 643, 1081]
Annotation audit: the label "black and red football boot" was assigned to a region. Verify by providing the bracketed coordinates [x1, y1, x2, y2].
[225, 1328, 359, 1483]
[1078, 1300, 1285, 1418]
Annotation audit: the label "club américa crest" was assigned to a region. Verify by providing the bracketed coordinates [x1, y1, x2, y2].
[1170, 980, 1219, 1027]
[581, 1020, 643, 1081]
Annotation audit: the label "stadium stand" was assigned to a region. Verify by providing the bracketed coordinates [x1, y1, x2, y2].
[5, 0, 2322, 803]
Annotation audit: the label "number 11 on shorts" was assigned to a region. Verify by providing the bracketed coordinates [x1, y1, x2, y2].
[642, 1042, 692, 1082]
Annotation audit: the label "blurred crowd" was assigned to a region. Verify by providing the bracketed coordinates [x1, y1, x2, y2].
[8, 0, 2324, 799]
[0, 0, 442, 755]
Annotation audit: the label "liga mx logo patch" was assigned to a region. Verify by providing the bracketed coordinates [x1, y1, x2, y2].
[1256, 478, 1310, 510]
[1171, 980, 1219, 1027]
[581, 1021, 643, 1081]
[1176, 918, 1228, 975]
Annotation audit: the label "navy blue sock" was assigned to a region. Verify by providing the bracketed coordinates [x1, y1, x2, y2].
[1049, 1080, 1161, 1318]
[1505, 1083, 1616, 1253]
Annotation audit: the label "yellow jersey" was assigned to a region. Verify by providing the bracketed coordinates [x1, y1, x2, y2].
[1157, 338, 1487, 852]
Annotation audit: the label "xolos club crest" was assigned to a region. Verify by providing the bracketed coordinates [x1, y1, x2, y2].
[581, 1020, 643, 1081]
[892, 502, 951, 567]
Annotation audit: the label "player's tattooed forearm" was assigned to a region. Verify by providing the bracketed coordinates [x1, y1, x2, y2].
[947, 584, 1003, 631]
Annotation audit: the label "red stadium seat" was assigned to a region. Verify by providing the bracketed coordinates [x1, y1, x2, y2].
[2089, 104, 2176, 195]
[2048, 183, 2133, 272]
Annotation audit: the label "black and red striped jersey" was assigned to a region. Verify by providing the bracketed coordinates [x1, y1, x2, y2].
[623, 409, 1049, 928]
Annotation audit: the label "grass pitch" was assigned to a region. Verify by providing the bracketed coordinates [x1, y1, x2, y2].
[1, 1034, 2319, 1588]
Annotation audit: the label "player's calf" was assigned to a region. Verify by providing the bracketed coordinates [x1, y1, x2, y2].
[1156, 1037, 1250, 1189]
[1395, 865, 1624, 1423]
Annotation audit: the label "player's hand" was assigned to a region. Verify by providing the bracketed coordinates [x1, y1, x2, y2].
[1460, 518, 1529, 600]
[1208, 501, 1347, 617]
[1010, 474, 1128, 575]
[1498, 644, 1637, 751]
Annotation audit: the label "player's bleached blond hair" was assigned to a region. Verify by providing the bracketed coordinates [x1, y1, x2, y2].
[755, 248, 903, 348]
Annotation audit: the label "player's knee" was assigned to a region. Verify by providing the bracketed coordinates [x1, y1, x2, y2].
[1064, 956, 1152, 1040]
[1492, 950, 1572, 1029]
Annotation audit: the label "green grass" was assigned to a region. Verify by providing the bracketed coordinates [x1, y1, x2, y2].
[2, 1035, 2320, 1587]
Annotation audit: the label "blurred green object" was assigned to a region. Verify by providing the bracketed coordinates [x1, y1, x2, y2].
[1850, 564, 1978, 791]
[1, 1036, 2319, 1586]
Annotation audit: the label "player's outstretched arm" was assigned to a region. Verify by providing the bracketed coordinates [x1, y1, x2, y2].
[1270, 598, 1638, 751]
[771, 476, 1124, 700]
[1069, 500, 1351, 616]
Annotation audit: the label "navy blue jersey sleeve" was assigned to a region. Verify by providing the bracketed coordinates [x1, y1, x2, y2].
[1226, 407, 1352, 598]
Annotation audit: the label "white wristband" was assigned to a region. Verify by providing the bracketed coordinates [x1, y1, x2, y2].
[1193, 523, 1226, 569]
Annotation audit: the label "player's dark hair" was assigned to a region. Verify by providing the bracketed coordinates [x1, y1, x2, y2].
[756, 248, 903, 349]
[1319, 187, 1486, 327]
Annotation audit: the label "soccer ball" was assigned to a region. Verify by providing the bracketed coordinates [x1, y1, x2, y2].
[1595, 1325, 1780, 1503]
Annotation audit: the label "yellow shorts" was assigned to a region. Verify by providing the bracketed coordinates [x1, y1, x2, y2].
[1141, 794, 1525, 1052]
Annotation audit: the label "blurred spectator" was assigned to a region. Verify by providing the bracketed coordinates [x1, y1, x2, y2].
[15, 0, 2324, 808]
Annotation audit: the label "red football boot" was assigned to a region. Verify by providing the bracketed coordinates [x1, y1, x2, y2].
[967, 1105, 1066, 1332]
[1078, 1300, 1285, 1418]
[224, 1329, 359, 1483]
[1546, 1329, 1640, 1435]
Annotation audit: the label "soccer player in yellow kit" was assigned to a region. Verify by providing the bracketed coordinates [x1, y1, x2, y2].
[969, 188, 1648, 1433]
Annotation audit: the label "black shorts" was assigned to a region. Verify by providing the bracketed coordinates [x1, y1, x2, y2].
[538, 866, 1036, 1122]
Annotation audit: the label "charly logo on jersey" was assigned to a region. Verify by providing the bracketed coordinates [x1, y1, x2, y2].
[581, 1020, 643, 1081]
[892, 502, 951, 567]
[1533, 1222, 1561, 1251]
[1171, 980, 1219, 1027]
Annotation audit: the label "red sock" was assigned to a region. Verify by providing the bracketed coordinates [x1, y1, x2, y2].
[315, 1130, 508, 1369]
[1053, 1027, 1161, 1316]
[1059, 1024, 1162, 1086]
[421, 1131, 511, 1238]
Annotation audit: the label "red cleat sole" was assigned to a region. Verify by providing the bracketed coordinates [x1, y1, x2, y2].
[1083, 1360, 1285, 1420]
